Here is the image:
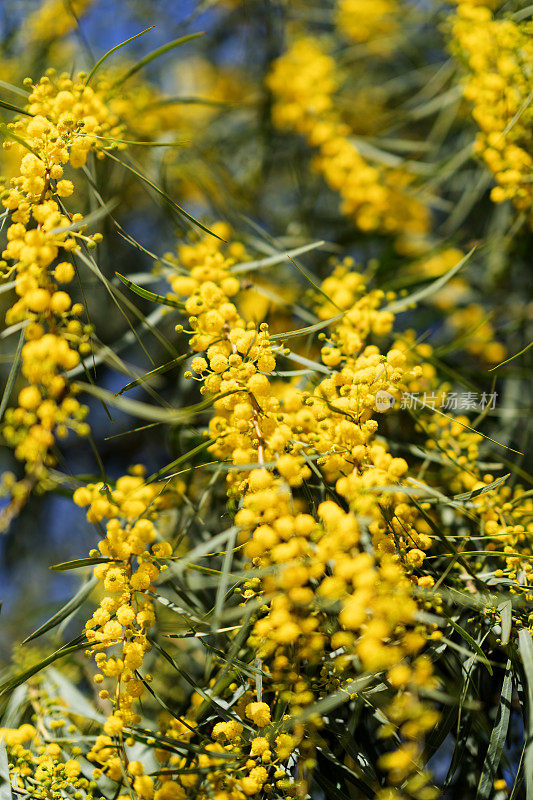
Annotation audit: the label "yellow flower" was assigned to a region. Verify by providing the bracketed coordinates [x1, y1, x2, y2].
[245, 702, 271, 727]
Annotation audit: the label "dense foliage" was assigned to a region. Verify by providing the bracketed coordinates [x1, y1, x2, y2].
[0, 2, 532, 799]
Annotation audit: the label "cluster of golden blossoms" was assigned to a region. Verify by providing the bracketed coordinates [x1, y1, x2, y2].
[4, 222, 523, 800]
[22, 0, 94, 47]
[157, 226, 441, 799]
[73, 471, 176, 738]
[0, 721, 102, 800]
[450, 2, 533, 220]
[144, 695, 302, 799]
[421, 408, 533, 606]
[266, 37, 430, 241]
[335, 0, 402, 56]
[0, 71, 122, 492]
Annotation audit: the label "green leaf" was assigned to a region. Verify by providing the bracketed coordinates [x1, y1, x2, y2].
[0, 638, 87, 696]
[446, 617, 493, 675]
[1, 685, 27, 729]
[290, 674, 376, 725]
[383, 247, 475, 314]
[498, 600, 512, 646]
[0, 98, 32, 117]
[23, 576, 98, 643]
[117, 352, 192, 395]
[45, 668, 106, 724]
[103, 150, 224, 240]
[518, 629, 533, 800]
[0, 80, 28, 99]
[230, 240, 325, 275]
[151, 640, 245, 727]
[0, 123, 39, 156]
[270, 313, 344, 342]
[212, 528, 237, 633]
[0, 329, 24, 423]
[453, 474, 510, 503]
[0, 738, 13, 800]
[77, 381, 220, 423]
[113, 32, 205, 87]
[167, 527, 239, 577]
[283, 350, 331, 375]
[48, 198, 119, 235]
[489, 340, 533, 372]
[50, 557, 114, 571]
[476, 659, 513, 799]
[314, 770, 365, 800]
[115, 272, 185, 309]
[85, 26, 155, 85]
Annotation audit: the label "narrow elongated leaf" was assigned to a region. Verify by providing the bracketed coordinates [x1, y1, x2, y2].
[46, 668, 106, 724]
[0, 738, 12, 800]
[0, 280, 16, 296]
[151, 640, 245, 727]
[290, 674, 376, 725]
[283, 350, 331, 375]
[113, 32, 205, 87]
[0, 329, 24, 422]
[518, 629, 533, 800]
[23, 576, 97, 643]
[476, 659, 513, 799]
[50, 557, 114, 571]
[383, 247, 475, 313]
[77, 381, 219, 423]
[489, 340, 533, 372]
[447, 617, 493, 674]
[498, 600, 512, 646]
[48, 198, 118, 234]
[116, 272, 185, 309]
[103, 150, 224, 240]
[0, 638, 87, 696]
[0, 80, 28, 98]
[315, 769, 369, 800]
[213, 528, 237, 632]
[1, 685, 27, 729]
[270, 313, 344, 341]
[0, 97, 32, 116]
[0, 123, 38, 157]
[230, 240, 325, 274]
[147, 438, 215, 482]
[167, 527, 239, 576]
[453, 474, 510, 503]
[85, 26, 154, 84]
[117, 352, 192, 395]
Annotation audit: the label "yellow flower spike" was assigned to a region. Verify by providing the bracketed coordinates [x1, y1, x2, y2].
[0, 69, 124, 499]
[450, 5, 533, 220]
[267, 38, 431, 240]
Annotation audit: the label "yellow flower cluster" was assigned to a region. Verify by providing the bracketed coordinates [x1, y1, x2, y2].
[451, 4, 533, 220]
[22, 0, 94, 46]
[0, 719, 99, 800]
[159, 226, 441, 798]
[423, 410, 533, 600]
[72, 470, 176, 750]
[267, 37, 430, 238]
[146, 694, 300, 799]
[448, 302, 506, 365]
[0, 71, 121, 491]
[335, 0, 401, 56]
